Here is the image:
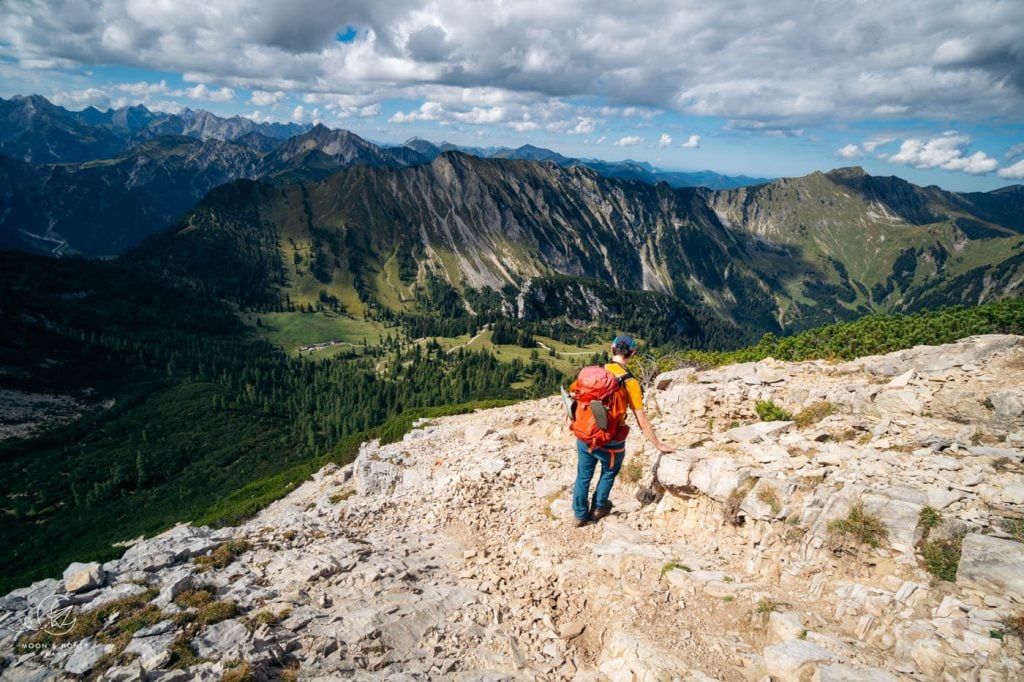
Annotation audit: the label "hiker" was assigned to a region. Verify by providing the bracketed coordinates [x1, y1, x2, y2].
[570, 335, 675, 527]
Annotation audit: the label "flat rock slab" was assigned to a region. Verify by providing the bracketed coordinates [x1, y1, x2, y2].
[763, 639, 837, 679]
[191, 619, 249, 658]
[63, 639, 114, 676]
[956, 533, 1024, 603]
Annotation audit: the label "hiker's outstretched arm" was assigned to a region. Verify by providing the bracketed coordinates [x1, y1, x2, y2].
[634, 408, 674, 453]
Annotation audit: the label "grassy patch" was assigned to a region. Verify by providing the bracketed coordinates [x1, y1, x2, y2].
[19, 588, 160, 663]
[755, 598, 787, 615]
[193, 539, 251, 572]
[244, 608, 291, 631]
[997, 518, 1024, 543]
[757, 484, 782, 515]
[755, 400, 793, 422]
[828, 501, 887, 548]
[174, 585, 217, 608]
[328, 489, 356, 504]
[222, 661, 255, 682]
[544, 490, 562, 521]
[1002, 612, 1024, 640]
[623, 462, 644, 484]
[918, 506, 942, 534]
[724, 477, 757, 526]
[921, 529, 966, 582]
[661, 560, 692, 576]
[794, 401, 835, 428]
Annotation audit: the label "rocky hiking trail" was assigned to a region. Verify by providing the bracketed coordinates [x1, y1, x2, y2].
[3, 335, 1024, 681]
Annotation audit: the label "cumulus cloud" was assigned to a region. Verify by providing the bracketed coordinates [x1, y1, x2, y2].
[187, 84, 235, 102]
[49, 88, 111, 109]
[390, 101, 445, 123]
[614, 135, 642, 147]
[997, 159, 1024, 179]
[3, 0, 1020, 132]
[886, 132, 998, 175]
[837, 144, 862, 159]
[572, 117, 595, 135]
[658, 133, 672, 148]
[680, 134, 700, 148]
[250, 90, 286, 106]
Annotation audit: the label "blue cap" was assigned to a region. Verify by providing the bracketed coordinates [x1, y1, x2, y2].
[612, 335, 637, 354]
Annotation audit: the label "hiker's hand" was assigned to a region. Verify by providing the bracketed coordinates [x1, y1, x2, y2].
[656, 443, 675, 454]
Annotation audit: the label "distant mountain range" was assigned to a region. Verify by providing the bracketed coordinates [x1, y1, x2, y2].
[2, 94, 1023, 340]
[0, 95, 770, 256]
[132, 152, 1024, 340]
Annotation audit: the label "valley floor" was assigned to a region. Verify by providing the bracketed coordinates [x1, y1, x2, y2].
[3, 336, 1024, 680]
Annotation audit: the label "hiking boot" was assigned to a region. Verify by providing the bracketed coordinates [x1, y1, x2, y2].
[573, 517, 589, 528]
[590, 503, 613, 521]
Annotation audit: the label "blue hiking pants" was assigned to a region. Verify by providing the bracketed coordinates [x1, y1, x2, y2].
[572, 438, 625, 520]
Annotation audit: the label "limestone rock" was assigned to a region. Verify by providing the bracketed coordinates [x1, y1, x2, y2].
[62, 562, 104, 593]
[763, 639, 837, 679]
[956, 533, 1024, 602]
[191, 619, 249, 658]
[814, 663, 899, 681]
[63, 639, 115, 676]
[768, 611, 805, 642]
[724, 421, 793, 444]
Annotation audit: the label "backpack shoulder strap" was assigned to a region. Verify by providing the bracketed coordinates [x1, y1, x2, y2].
[611, 362, 634, 386]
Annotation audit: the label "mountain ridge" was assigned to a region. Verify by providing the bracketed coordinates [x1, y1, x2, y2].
[2, 334, 1022, 679]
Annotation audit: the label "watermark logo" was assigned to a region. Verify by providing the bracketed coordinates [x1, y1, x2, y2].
[0, 596, 78, 646]
[33, 595, 77, 636]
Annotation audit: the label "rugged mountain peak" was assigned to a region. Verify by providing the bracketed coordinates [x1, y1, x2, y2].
[3, 335, 1022, 679]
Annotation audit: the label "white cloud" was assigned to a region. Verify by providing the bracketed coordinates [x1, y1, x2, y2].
[187, 84, 235, 102]
[49, 88, 111, 109]
[117, 80, 169, 96]
[572, 117, 595, 135]
[837, 144, 862, 159]
[596, 136, 606, 145]
[1005, 142, 1024, 160]
[863, 136, 896, 152]
[250, 90, 286, 106]
[390, 101, 445, 123]
[886, 132, 998, 175]
[658, 133, 672, 148]
[997, 159, 1024, 179]
[680, 134, 700, 148]
[614, 135, 642, 147]
[1, 0, 1022, 133]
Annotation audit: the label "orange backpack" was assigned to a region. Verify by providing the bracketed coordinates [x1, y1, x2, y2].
[569, 365, 633, 451]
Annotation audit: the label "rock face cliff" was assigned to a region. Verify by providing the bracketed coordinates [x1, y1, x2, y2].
[2, 336, 1024, 680]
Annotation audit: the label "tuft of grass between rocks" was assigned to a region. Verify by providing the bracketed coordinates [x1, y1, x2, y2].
[827, 501, 887, 548]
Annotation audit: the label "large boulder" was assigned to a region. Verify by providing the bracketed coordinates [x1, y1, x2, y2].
[63, 562, 104, 593]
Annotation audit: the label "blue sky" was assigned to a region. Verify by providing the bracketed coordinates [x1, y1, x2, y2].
[1, 0, 1022, 192]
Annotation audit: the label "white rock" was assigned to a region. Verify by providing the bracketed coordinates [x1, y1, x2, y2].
[814, 663, 899, 681]
[763, 639, 837, 679]
[464, 424, 494, 443]
[63, 639, 114, 676]
[768, 611, 804, 642]
[957, 533, 1024, 603]
[191, 619, 249, 658]
[63, 562, 104, 593]
[926, 488, 965, 510]
[559, 622, 585, 639]
[887, 370, 916, 389]
[1001, 484, 1024, 505]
